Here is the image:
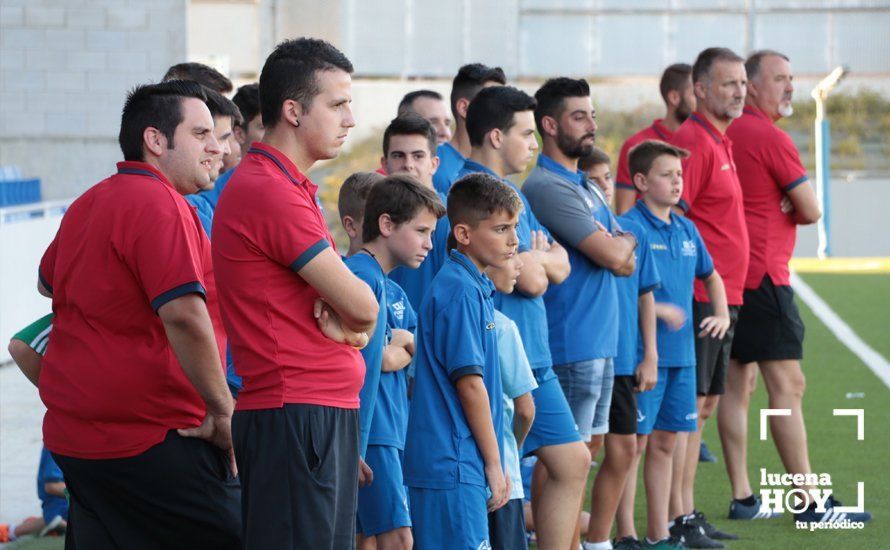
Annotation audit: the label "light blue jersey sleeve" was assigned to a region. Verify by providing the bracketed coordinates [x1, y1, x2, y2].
[494, 311, 537, 400]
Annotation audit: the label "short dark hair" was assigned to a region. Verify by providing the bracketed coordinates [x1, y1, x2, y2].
[259, 37, 354, 127]
[692, 47, 745, 84]
[533, 77, 590, 134]
[204, 87, 243, 126]
[628, 140, 690, 183]
[363, 174, 446, 243]
[578, 147, 611, 172]
[232, 83, 261, 129]
[119, 80, 207, 162]
[746, 50, 790, 81]
[659, 63, 693, 104]
[466, 86, 537, 147]
[162, 62, 232, 94]
[450, 63, 507, 117]
[383, 115, 437, 157]
[339, 171, 384, 221]
[447, 172, 522, 233]
[398, 90, 444, 117]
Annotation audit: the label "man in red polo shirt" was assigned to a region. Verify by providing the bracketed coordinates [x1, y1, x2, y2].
[614, 63, 696, 214]
[36, 80, 241, 549]
[667, 47, 748, 544]
[719, 51, 872, 525]
[212, 38, 379, 549]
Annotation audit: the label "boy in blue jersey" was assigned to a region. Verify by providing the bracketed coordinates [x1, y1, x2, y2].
[385, 116, 452, 311]
[404, 173, 521, 549]
[432, 63, 507, 195]
[339, 172, 445, 461]
[618, 140, 730, 550]
[339, 172, 431, 549]
[580, 152, 663, 550]
[460, 85, 591, 550]
[487, 256, 538, 550]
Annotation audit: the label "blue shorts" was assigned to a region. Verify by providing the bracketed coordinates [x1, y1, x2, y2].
[522, 368, 582, 455]
[357, 445, 411, 536]
[553, 358, 614, 440]
[42, 495, 68, 524]
[409, 483, 489, 550]
[636, 367, 698, 435]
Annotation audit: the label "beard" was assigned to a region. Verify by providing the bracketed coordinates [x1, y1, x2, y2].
[778, 102, 794, 118]
[676, 97, 693, 123]
[556, 130, 595, 159]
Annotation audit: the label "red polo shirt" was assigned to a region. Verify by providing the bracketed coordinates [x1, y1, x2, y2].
[212, 142, 364, 411]
[616, 119, 674, 190]
[726, 106, 808, 289]
[38, 162, 225, 460]
[672, 113, 749, 305]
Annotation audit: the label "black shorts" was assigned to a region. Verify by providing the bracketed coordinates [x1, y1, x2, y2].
[233, 404, 359, 550]
[731, 275, 805, 363]
[53, 431, 242, 550]
[694, 302, 741, 396]
[608, 375, 637, 435]
[488, 498, 528, 550]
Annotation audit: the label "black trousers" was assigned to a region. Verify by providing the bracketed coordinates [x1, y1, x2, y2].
[233, 403, 359, 550]
[54, 430, 242, 550]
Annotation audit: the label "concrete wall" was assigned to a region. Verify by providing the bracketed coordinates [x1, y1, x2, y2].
[0, 0, 188, 200]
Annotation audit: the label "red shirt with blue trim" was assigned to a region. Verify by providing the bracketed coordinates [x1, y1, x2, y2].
[672, 113, 749, 305]
[726, 106, 809, 288]
[212, 142, 364, 411]
[616, 119, 674, 191]
[38, 161, 225, 459]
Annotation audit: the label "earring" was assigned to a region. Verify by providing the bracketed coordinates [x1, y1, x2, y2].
[293, 119, 300, 128]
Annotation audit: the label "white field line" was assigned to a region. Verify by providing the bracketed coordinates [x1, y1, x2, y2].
[791, 272, 890, 389]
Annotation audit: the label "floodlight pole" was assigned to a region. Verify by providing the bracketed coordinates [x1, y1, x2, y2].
[811, 66, 846, 259]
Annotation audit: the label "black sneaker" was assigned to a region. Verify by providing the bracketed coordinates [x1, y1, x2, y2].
[728, 495, 782, 520]
[794, 495, 872, 524]
[690, 510, 738, 541]
[613, 536, 644, 550]
[669, 516, 724, 549]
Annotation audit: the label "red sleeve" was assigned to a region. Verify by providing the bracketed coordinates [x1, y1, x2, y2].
[615, 138, 634, 189]
[679, 146, 710, 212]
[39, 232, 59, 293]
[768, 130, 809, 191]
[126, 195, 207, 312]
[253, 183, 331, 271]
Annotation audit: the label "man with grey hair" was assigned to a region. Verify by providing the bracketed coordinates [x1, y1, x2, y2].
[667, 47, 748, 547]
[720, 49, 871, 527]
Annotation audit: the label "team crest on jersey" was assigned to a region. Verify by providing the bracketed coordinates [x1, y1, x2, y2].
[391, 300, 405, 321]
[681, 240, 697, 257]
[585, 197, 594, 209]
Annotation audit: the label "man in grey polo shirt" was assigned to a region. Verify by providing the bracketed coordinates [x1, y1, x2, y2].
[524, 77, 637, 549]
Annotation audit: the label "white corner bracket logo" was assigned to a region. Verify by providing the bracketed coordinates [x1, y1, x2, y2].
[758, 408, 866, 522]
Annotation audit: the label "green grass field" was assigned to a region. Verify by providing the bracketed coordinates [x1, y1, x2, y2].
[575, 272, 890, 549]
[8, 273, 889, 550]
